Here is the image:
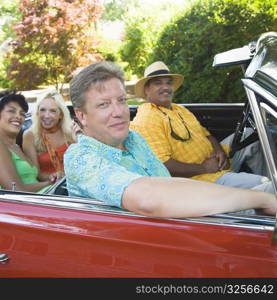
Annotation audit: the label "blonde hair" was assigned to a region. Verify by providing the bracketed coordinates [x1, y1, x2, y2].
[30, 91, 74, 152]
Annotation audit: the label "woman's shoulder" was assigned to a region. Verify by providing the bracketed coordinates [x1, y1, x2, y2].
[23, 128, 35, 139]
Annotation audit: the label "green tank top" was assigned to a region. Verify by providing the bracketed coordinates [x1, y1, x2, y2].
[0, 151, 50, 193]
[11, 151, 39, 184]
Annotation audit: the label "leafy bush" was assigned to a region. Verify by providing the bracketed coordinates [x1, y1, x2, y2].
[120, 16, 163, 77]
[0, 0, 21, 89]
[119, 1, 182, 77]
[152, 0, 277, 103]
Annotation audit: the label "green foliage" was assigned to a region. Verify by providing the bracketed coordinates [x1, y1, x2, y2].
[127, 98, 145, 105]
[0, 0, 21, 43]
[120, 16, 159, 77]
[151, 0, 277, 103]
[0, 56, 13, 89]
[5, 0, 104, 91]
[0, 0, 21, 88]
[98, 36, 121, 62]
[102, 0, 125, 21]
[100, 0, 140, 74]
[102, 0, 139, 22]
[119, 1, 183, 77]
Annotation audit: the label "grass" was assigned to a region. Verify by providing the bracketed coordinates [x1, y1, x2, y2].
[127, 98, 145, 105]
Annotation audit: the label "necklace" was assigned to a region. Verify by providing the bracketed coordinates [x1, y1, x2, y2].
[2, 140, 20, 152]
[41, 127, 68, 172]
[7, 143, 20, 151]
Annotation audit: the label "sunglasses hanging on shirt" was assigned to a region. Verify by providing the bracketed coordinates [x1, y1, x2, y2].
[157, 107, 191, 142]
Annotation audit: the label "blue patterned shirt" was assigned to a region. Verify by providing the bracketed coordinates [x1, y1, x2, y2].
[64, 130, 170, 207]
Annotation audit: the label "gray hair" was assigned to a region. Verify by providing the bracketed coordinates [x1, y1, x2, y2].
[70, 61, 125, 110]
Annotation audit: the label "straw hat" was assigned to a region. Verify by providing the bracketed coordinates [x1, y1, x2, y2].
[135, 61, 184, 99]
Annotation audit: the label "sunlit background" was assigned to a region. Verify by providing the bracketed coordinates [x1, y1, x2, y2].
[0, 0, 276, 103]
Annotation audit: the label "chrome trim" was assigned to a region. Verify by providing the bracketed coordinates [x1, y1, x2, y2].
[242, 79, 277, 191]
[242, 79, 277, 104]
[242, 78, 277, 242]
[0, 192, 274, 232]
[183, 103, 244, 108]
[260, 102, 277, 119]
[130, 103, 244, 108]
[0, 253, 9, 264]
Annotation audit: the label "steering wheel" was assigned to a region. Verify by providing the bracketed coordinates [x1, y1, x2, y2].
[229, 100, 259, 158]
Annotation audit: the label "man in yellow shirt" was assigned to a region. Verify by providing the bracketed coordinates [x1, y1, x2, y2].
[130, 61, 272, 192]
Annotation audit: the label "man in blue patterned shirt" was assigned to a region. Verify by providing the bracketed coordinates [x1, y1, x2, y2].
[65, 131, 170, 208]
[64, 61, 276, 218]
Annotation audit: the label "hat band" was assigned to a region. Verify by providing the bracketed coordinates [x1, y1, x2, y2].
[0, 95, 7, 102]
[147, 69, 170, 77]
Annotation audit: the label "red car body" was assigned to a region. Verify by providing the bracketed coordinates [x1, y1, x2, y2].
[0, 195, 276, 277]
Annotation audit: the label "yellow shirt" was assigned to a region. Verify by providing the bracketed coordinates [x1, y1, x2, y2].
[130, 103, 230, 182]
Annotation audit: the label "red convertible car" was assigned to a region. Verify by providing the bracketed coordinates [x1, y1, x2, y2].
[0, 32, 277, 278]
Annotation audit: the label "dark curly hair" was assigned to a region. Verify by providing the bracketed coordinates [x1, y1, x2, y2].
[0, 90, 28, 113]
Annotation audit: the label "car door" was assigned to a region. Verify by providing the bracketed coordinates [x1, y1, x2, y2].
[0, 192, 276, 277]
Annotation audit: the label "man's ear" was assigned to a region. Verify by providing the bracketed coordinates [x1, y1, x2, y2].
[144, 85, 149, 98]
[74, 108, 86, 128]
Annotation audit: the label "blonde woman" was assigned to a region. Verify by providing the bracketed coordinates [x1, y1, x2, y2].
[23, 91, 77, 182]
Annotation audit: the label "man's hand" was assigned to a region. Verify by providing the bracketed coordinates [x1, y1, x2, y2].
[202, 156, 220, 173]
[213, 149, 230, 170]
[48, 171, 64, 184]
[207, 135, 230, 171]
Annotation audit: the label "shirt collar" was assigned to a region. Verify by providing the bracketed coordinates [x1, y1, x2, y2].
[140, 102, 178, 112]
[78, 131, 137, 163]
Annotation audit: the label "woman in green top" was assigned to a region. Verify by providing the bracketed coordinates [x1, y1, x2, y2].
[0, 91, 54, 193]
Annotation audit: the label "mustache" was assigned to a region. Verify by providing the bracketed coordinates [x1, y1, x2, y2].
[159, 89, 172, 95]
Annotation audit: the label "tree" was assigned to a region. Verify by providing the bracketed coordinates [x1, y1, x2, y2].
[0, 0, 21, 88]
[0, 0, 21, 43]
[119, 0, 183, 77]
[151, 0, 277, 103]
[6, 0, 104, 91]
[102, 0, 132, 21]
